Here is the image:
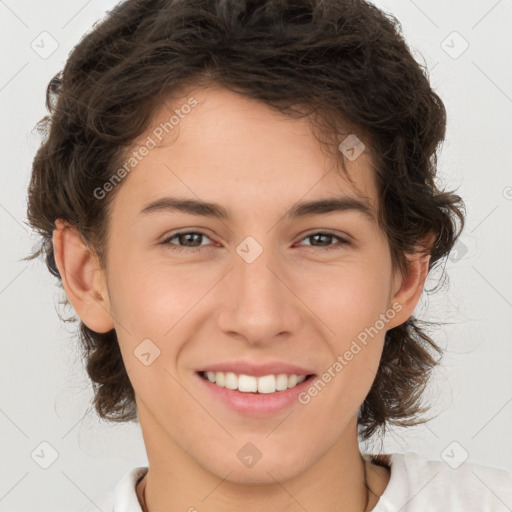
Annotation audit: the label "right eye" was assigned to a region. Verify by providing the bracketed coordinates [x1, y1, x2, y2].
[161, 231, 214, 253]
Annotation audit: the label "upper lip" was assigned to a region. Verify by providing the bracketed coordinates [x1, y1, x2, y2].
[196, 359, 316, 377]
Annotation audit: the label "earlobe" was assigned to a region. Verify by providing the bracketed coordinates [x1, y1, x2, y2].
[52, 219, 115, 333]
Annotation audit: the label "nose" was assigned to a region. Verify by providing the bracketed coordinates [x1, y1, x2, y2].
[215, 240, 302, 347]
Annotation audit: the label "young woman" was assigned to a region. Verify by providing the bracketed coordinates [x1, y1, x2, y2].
[26, 0, 512, 510]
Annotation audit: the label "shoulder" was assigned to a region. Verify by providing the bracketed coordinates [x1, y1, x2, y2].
[82, 466, 148, 512]
[366, 451, 512, 512]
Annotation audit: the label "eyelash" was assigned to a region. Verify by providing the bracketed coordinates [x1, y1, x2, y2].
[160, 230, 350, 253]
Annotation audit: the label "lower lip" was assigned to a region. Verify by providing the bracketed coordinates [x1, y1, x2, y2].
[195, 372, 317, 417]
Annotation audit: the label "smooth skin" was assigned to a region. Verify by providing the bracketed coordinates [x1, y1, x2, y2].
[53, 85, 431, 512]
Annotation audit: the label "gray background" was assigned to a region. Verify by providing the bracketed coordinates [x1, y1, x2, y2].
[1, 0, 511, 510]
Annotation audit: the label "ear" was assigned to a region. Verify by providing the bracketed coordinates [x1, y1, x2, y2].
[52, 219, 115, 333]
[386, 233, 434, 330]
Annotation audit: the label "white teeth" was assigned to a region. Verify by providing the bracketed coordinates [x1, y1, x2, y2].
[238, 373, 258, 392]
[257, 375, 276, 394]
[224, 372, 237, 390]
[214, 371, 224, 387]
[276, 374, 289, 391]
[202, 371, 308, 393]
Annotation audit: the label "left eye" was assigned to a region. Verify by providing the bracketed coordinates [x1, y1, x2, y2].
[161, 231, 349, 252]
[296, 232, 350, 250]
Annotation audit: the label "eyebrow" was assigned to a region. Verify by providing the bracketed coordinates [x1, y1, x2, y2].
[139, 195, 375, 223]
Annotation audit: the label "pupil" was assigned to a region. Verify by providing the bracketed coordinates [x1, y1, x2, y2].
[312, 234, 329, 246]
[183, 233, 200, 246]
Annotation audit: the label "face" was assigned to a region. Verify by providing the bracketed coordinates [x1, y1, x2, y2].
[57, 85, 422, 485]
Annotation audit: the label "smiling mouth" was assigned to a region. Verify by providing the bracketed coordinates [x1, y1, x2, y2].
[197, 370, 316, 394]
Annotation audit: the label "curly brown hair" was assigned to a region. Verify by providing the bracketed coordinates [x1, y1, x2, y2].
[25, 0, 465, 442]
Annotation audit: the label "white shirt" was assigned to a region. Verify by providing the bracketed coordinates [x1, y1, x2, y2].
[84, 451, 512, 511]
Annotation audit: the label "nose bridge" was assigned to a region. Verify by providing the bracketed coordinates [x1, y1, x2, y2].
[217, 234, 299, 343]
[237, 236, 281, 300]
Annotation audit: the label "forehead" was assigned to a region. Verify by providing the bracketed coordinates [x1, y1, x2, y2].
[119, 85, 379, 221]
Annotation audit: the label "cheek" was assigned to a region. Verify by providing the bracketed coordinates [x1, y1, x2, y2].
[301, 268, 390, 420]
[301, 258, 392, 397]
[303, 258, 393, 335]
[107, 249, 203, 334]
